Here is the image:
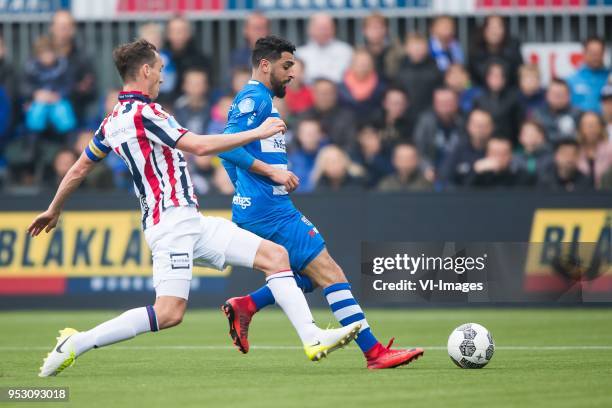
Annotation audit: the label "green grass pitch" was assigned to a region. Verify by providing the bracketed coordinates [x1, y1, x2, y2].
[1, 308, 611, 408]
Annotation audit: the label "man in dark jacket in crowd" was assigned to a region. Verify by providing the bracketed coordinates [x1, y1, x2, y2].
[377, 143, 432, 191]
[230, 12, 270, 72]
[473, 60, 523, 144]
[466, 137, 531, 188]
[439, 109, 493, 188]
[159, 16, 212, 102]
[396, 32, 443, 117]
[532, 79, 582, 142]
[414, 87, 465, 174]
[367, 86, 415, 144]
[538, 139, 592, 191]
[301, 78, 357, 148]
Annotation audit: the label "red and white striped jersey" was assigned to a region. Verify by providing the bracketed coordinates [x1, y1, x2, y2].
[85, 91, 199, 230]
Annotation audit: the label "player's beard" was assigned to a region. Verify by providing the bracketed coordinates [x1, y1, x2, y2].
[270, 71, 289, 98]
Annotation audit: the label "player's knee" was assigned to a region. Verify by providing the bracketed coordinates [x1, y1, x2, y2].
[154, 298, 186, 329]
[157, 308, 184, 329]
[255, 241, 290, 275]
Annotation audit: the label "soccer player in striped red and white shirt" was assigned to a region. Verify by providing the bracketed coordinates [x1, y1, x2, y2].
[29, 39, 360, 377]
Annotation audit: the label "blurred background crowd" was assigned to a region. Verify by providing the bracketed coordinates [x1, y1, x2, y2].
[0, 9, 611, 194]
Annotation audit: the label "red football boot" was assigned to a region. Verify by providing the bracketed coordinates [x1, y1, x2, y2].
[221, 296, 257, 354]
[365, 338, 424, 369]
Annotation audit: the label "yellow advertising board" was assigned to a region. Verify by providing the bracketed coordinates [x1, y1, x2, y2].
[525, 209, 611, 291]
[0, 210, 233, 277]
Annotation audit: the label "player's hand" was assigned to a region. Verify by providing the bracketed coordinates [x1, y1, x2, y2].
[269, 169, 300, 192]
[27, 209, 61, 237]
[256, 117, 287, 139]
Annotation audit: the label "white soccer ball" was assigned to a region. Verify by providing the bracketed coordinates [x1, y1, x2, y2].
[447, 323, 495, 369]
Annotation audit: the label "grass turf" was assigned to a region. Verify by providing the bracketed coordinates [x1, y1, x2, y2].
[0, 308, 611, 408]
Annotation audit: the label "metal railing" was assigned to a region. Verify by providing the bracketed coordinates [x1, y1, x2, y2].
[1, 6, 611, 95]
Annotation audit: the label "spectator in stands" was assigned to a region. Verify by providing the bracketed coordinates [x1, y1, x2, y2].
[473, 61, 523, 144]
[211, 66, 251, 102]
[532, 79, 581, 142]
[159, 16, 212, 102]
[600, 165, 612, 190]
[367, 86, 415, 145]
[0, 35, 16, 150]
[312, 145, 364, 192]
[285, 59, 314, 116]
[514, 120, 552, 181]
[361, 12, 403, 80]
[576, 111, 612, 188]
[230, 12, 270, 71]
[377, 143, 431, 192]
[288, 119, 327, 193]
[466, 137, 531, 188]
[568, 36, 609, 113]
[414, 87, 465, 175]
[92, 88, 131, 190]
[350, 126, 393, 188]
[296, 13, 353, 83]
[444, 63, 481, 114]
[189, 154, 215, 195]
[538, 139, 591, 191]
[22, 35, 77, 136]
[72, 129, 114, 190]
[429, 15, 464, 72]
[52, 148, 77, 187]
[173, 68, 211, 135]
[600, 84, 612, 138]
[138, 22, 164, 49]
[468, 15, 522, 87]
[231, 66, 251, 96]
[301, 78, 356, 148]
[439, 109, 494, 188]
[339, 48, 386, 117]
[212, 165, 235, 195]
[207, 95, 233, 134]
[50, 10, 97, 124]
[397, 32, 443, 116]
[518, 64, 546, 116]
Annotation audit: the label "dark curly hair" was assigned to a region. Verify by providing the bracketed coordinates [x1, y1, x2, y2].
[251, 35, 296, 68]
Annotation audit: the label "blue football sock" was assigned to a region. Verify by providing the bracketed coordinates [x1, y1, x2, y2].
[293, 273, 315, 294]
[249, 285, 275, 311]
[323, 282, 379, 353]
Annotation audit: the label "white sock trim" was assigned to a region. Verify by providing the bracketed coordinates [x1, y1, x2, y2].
[334, 305, 364, 322]
[326, 290, 353, 304]
[265, 270, 294, 281]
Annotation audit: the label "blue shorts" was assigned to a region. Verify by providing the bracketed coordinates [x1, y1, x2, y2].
[236, 209, 326, 272]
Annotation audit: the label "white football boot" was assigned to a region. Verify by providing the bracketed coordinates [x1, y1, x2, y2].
[303, 322, 361, 361]
[39, 328, 79, 377]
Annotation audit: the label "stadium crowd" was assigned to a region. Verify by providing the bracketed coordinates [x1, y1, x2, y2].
[1, 10, 611, 194]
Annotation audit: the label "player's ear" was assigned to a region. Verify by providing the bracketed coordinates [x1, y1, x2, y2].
[143, 63, 151, 78]
[260, 59, 270, 74]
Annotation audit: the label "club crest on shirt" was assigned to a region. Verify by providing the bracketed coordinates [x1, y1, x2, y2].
[238, 98, 255, 114]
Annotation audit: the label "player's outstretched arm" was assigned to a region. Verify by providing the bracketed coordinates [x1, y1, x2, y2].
[177, 117, 287, 157]
[27, 153, 97, 237]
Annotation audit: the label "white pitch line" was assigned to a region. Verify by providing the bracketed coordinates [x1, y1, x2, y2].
[1, 345, 612, 351]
